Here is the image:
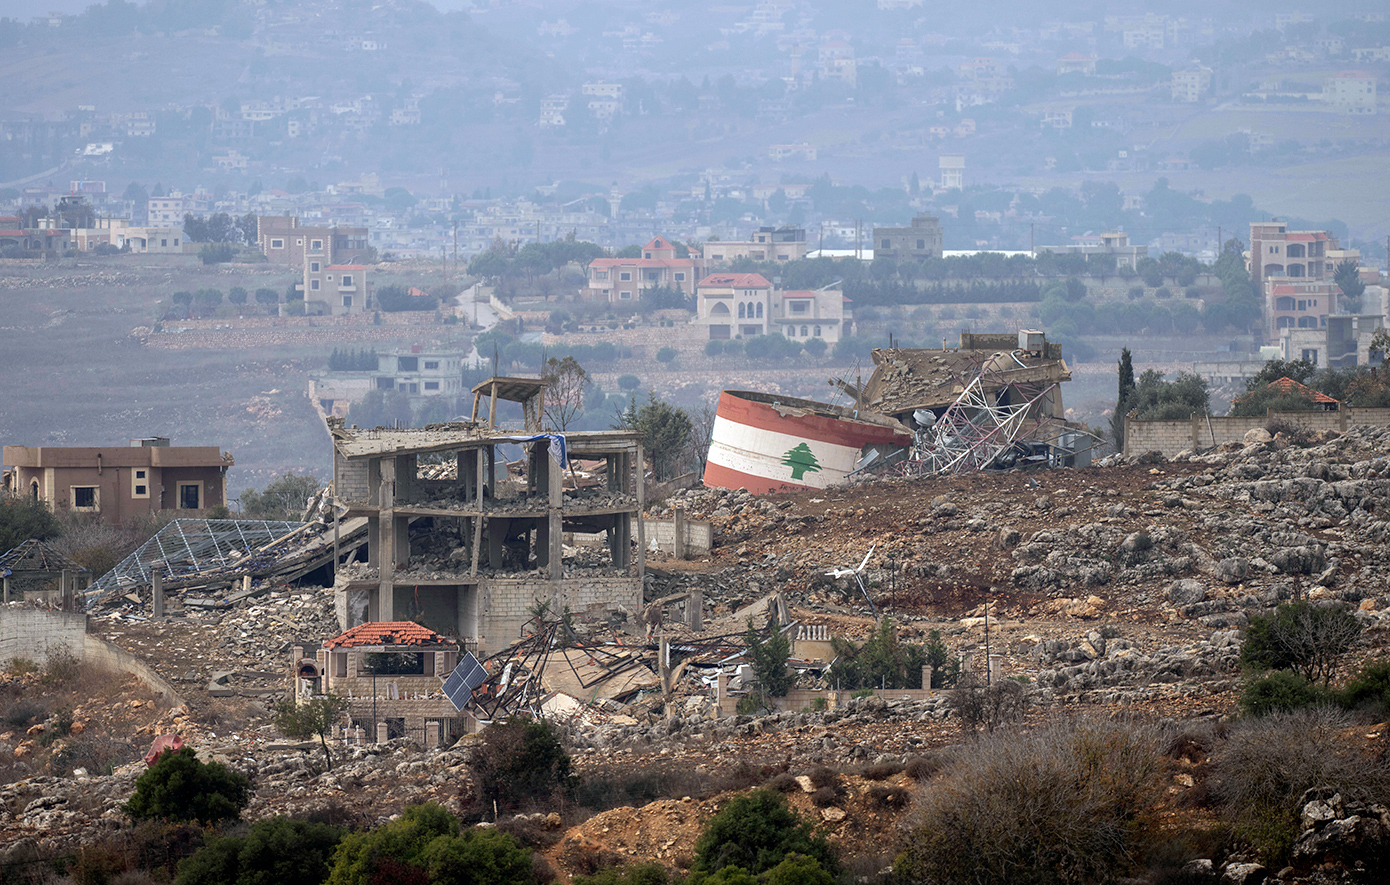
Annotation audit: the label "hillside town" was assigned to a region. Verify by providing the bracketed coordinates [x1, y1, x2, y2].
[4, 2, 1390, 885]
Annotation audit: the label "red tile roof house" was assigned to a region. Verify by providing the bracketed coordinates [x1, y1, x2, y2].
[582, 236, 701, 303]
[293, 621, 467, 745]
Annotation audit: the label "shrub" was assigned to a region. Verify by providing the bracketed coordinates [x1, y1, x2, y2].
[1339, 659, 1390, 712]
[704, 340, 724, 357]
[655, 346, 676, 363]
[904, 754, 944, 781]
[1156, 287, 1172, 299]
[1241, 601, 1361, 685]
[470, 719, 574, 815]
[7, 656, 39, 675]
[691, 789, 837, 878]
[124, 747, 250, 825]
[41, 648, 82, 685]
[896, 719, 1165, 885]
[803, 337, 827, 358]
[3, 700, 44, 728]
[1212, 707, 1390, 865]
[199, 243, 235, 265]
[175, 816, 345, 885]
[617, 374, 640, 391]
[1240, 670, 1327, 717]
[326, 802, 532, 885]
[765, 773, 799, 793]
[0, 495, 61, 555]
[950, 673, 1028, 732]
[806, 766, 838, 790]
[1127, 286, 1144, 300]
[860, 761, 904, 781]
[810, 786, 840, 807]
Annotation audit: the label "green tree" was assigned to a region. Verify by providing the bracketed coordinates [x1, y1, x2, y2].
[273, 694, 349, 770]
[1334, 258, 1365, 311]
[228, 286, 247, 305]
[0, 495, 61, 555]
[656, 346, 677, 364]
[471, 719, 574, 814]
[1111, 347, 1136, 449]
[326, 802, 531, 885]
[743, 616, 794, 700]
[692, 789, 837, 878]
[124, 746, 250, 826]
[827, 617, 942, 690]
[175, 816, 345, 885]
[616, 392, 693, 481]
[1124, 369, 1209, 420]
[239, 473, 321, 520]
[1241, 601, 1362, 686]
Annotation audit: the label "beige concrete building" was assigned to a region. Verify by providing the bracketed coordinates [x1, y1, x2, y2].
[872, 215, 944, 263]
[703, 226, 807, 264]
[1248, 222, 1335, 289]
[3, 438, 233, 525]
[1324, 71, 1376, 114]
[695, 273, 850, 343]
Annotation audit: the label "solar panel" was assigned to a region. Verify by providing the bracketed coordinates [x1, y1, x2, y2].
[442, 652, 489, 711]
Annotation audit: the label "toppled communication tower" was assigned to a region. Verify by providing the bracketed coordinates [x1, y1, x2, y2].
[838, 332, 1092, 477]
[703, 331, 1089, 492]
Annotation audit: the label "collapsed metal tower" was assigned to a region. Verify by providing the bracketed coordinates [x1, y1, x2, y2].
[915, 375, 1064, 473]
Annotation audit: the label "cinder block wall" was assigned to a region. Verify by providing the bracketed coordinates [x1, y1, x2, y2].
[477, 575, 642, 655]
[0, 608, 184, 709]
[1125, 408, 1390, 457]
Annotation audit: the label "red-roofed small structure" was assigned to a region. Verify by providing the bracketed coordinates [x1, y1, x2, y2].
[309, 621, 464, 745]
[1265, 376, 1340, 409]
[325, 620, 455, 649]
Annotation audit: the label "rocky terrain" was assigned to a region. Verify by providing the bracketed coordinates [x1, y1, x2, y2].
[7, 424, 1390, 881]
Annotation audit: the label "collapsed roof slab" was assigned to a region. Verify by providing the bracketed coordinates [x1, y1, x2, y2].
[853, 345, 1072, 422]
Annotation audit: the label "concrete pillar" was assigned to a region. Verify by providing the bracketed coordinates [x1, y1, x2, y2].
[922, 665, 933, 694]
[635, 444, 647, 578]
[242, 574, 252, 595]
[659, 635, 671, 695]
[689, 586, 703, 631]
[376, 722, 389, 745]
[355, 725, 366, 743]
[673, 508, 687, 560]
[152, 567, 165, 618]
[425, 721, 439, 749]
[989, 654, 1001, 685]
[547, 444, 563, 583]
[378, 456, 396, 621]
[716, 671, 729, 703]
[2, 576, 9, 604]
[331, 724, 341, 740]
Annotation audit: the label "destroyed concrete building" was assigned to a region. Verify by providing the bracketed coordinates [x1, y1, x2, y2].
[328, 378, 647, 656]
[704, 331, 1087, 491]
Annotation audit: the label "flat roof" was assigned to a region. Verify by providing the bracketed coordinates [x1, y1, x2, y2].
[330, 423, 643, 460]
